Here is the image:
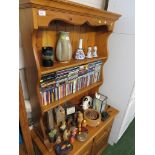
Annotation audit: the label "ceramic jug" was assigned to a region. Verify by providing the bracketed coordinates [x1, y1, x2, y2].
[56, 31, 72, 63]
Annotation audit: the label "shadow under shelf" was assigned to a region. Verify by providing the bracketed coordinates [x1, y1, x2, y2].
[40, 57, 107, 75]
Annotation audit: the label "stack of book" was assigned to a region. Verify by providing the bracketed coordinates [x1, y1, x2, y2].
[40, 60, 102, 106]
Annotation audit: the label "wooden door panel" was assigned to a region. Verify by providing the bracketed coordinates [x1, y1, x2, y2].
[75, 140, 93, 155]
[91, 121, 113, 155]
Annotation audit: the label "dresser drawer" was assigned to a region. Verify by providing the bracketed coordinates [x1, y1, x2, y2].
[95, 121, 113, 142]
[75, 140, 93, 155]
[91, 120, 113, 155]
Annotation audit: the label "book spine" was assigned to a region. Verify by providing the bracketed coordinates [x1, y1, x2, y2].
[43, 91, 47, 106]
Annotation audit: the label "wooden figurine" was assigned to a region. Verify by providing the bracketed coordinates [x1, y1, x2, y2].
[60, 121, 66, 133]
[56, 136, 62, 144]
[77, 111, 84, 133]
[48, 129, 57, 143]
[66, 116, 73, 128]
[70, 128, 78, 144]
[82, 119, 87, 128]
[72, 113, 78, 126]
[63, 129, 71, 141]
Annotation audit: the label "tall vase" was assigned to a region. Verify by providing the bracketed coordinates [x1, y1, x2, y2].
[56, 31, 72, 63]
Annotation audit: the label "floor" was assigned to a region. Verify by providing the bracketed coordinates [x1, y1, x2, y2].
[102, 118, 135, 155]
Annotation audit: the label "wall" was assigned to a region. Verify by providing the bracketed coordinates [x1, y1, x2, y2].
[99, 0, 135, 144]
[68, 0, 105, 9]
[19, 33, 29, 100]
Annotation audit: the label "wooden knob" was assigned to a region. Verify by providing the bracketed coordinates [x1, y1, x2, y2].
[104, 20, 107, 24]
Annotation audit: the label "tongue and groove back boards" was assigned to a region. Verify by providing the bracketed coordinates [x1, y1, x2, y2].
[36, 22, 108, 63]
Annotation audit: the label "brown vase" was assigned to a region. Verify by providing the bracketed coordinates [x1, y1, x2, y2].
[56, 31, 72, 63]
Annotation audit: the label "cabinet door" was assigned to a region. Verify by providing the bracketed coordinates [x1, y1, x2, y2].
[91, 121, 113, 155]
[76, 140, 93, 155]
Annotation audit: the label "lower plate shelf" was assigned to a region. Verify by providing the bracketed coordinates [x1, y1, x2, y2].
[42, 81, 103, 112]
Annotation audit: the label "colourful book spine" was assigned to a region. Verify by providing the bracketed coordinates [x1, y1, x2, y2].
[43, 91, 47, 105]
[66, 83, 68, 96]
[63, 83, 66, 96]
[41, 92, 44, 105]
[73, 79, 76, 93]
[50, 88, 54, 103]
[48, 91, 50, 104]
[54, 87, 58, 101]
[58, 85, 61, 99]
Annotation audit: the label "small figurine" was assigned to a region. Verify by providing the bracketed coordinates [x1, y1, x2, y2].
[82, 96, 92, 110]
[61, 144, 67, 150]
[56, 136, 62, 144]
[66, 116, 73, 128]
[86, 46, 93, 58]
[72, 113, 78, 126]
[60, 121, 66, 133]
[75, 39, 85, 60]
[82, 119, 87, 128]
[55, 141, 73, 155]
[93, 46, 98, 57]
[77, 111, 84, 134]
[81, 127, 88, 133]
[70, 128, 78, 144]
[48, 129, 57, 143]
[63, 129, 71, 141]
[76, 112, 88, 142]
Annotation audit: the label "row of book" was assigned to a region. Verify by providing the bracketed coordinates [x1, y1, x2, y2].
[40, 60, 102, 105]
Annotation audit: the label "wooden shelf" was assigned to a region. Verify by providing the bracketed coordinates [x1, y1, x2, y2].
[20, 0, 120, 151]
[42, 81, 102, 112]
[40, 57, 106, 75]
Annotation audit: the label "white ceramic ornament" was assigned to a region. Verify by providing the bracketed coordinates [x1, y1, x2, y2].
[93, 46, 98, 57]
[82, 96, 93, 110]
[86, 46, 92, 58]
[75, 39, 85, 60]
